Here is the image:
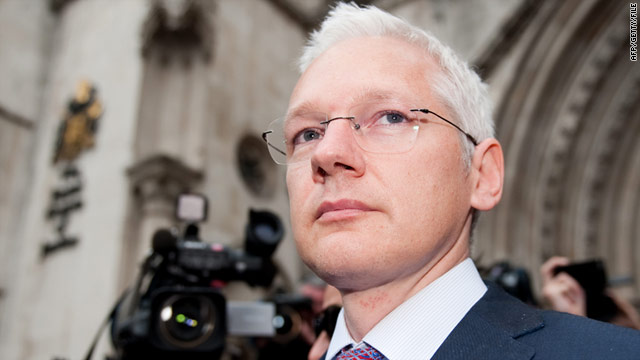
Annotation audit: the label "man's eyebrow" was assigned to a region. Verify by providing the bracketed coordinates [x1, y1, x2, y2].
[286, 89, 401, 119]
[286, 102, 319, 120]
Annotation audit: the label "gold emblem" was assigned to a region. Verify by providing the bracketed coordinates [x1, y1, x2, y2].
[53, 80, 103, 163]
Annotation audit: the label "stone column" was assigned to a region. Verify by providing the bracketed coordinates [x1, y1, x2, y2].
[123, 154, 203, 283]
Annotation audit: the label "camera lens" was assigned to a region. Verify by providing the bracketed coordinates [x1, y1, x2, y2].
[271, 305, 302, 343]
[245, 209, 284, 257]
[254, 223, 277, 243]
[157, 295, 216, 348]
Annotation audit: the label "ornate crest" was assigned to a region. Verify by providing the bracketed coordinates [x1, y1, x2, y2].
[53, 80, 102, 164]
[43, 80, 103, 257]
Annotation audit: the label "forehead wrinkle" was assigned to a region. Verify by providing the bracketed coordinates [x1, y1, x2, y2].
[350, 88, 401, 105]
[286, 101, 320, 121]
[287, 88, 412, 121]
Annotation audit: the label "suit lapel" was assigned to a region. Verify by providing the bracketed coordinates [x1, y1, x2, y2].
[432, 282, 543, 360]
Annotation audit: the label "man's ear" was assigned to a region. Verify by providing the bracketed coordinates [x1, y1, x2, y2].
[470, 138, 504, 211]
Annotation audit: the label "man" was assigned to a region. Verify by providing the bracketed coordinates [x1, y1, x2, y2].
[263, 3, 640, 359]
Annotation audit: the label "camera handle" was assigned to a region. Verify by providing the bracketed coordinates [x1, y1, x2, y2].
[83, 288, 130, 360]
[83, 250, 158, 360]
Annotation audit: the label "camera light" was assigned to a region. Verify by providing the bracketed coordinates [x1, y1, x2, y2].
[176, 194, 208, 222]
[176, 314, 198, 327]
[161, 306, 173, 322]
[176, 313, 199, 328]
[272, 315, 285, 329]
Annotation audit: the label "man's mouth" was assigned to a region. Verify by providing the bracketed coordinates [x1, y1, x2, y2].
[315, 199, 375, 221]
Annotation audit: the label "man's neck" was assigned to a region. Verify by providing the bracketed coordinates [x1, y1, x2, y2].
[339, 238, 470, 341]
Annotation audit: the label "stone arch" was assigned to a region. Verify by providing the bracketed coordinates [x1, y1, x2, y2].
[480, 0, 640, 299]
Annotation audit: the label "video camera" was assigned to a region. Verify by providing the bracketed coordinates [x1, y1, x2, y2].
[109, 194, 294, 360]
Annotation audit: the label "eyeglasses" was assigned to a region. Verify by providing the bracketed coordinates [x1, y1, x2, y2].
[261, 100, 478, 165]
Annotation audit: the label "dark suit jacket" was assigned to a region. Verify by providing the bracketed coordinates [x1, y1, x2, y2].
[432, 282, 640, 359]
[322, 282, 640, 359]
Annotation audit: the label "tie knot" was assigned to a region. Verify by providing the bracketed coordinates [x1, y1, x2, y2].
[335, 343, 386, 360]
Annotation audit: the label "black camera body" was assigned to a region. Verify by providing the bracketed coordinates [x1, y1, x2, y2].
[111, 195, 284, 360]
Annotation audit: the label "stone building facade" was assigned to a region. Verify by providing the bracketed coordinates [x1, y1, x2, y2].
[0, 0, 637, 359]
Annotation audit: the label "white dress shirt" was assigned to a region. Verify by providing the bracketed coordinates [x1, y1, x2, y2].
[326, 258, 487, 360]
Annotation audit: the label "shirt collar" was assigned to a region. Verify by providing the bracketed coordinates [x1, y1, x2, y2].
[326, 307, 354, 359]
[326, 258, 487, 360]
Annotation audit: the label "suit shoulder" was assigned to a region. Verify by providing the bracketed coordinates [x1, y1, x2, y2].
[539, 308, 639, 335]
[519, 309, 640, 358]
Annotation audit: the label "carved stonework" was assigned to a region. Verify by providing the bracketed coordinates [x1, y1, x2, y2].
[482, 0, 640, 301]
[583, 70, 640, 255]
[135, 1, 211, 169]
[141, 0, 214, 65]
[236, 134, 277, 198]
[123, 155, 204, 277]
[473, 0, 546, 79]
[266, 0, 375, 32]
[127, 154, 204, 204]
[49, 0, 77, 14]
[538, 6, 629, 256]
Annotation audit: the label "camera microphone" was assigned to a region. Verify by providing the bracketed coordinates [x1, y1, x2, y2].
[152, 229, 178, 254]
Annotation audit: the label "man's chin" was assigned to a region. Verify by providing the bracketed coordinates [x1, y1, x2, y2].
[306, 257, 390, 291]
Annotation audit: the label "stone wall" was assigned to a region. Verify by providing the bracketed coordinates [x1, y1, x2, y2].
[1, 0, 637, 359]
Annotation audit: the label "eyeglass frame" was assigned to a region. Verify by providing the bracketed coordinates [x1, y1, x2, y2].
[261, 106, 478, 164]
[410, 108, 478, 146]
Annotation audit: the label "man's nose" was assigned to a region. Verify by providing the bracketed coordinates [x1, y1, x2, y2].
[310, 118, 365, 181]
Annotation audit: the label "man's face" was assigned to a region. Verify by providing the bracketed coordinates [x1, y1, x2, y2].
[286, 36, 473, 291]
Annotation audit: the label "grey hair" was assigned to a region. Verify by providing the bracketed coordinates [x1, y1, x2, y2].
[298, 2, 495, 164]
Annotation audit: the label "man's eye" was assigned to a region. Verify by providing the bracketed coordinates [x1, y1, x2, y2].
[293, 128, 324, 144]
[374, 111, 408, 125]
[384, 113, 406, 124]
